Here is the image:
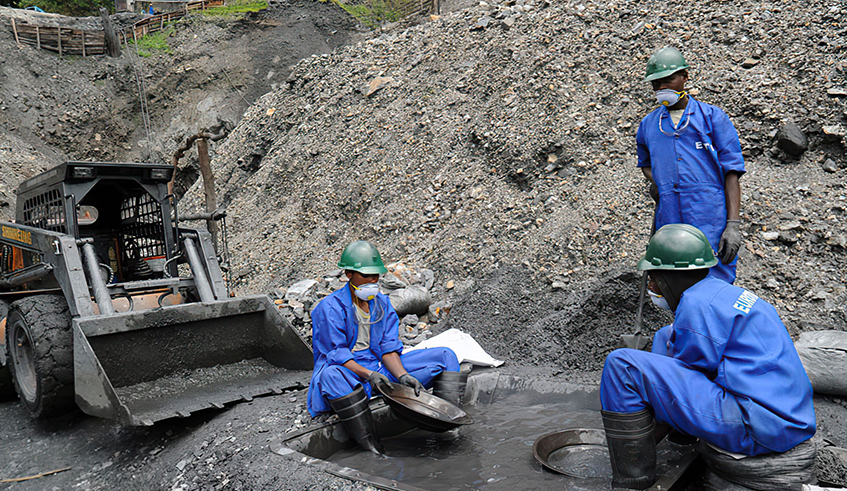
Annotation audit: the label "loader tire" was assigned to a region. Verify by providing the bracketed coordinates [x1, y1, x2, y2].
[0, 300, 16, 401]
[6, 295, 75, 418]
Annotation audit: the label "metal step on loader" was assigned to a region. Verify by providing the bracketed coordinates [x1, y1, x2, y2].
[0, 162, 313, 425]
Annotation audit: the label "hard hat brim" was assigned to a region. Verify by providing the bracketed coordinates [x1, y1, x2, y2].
[338, 263, 388, 274]
[644, 66, 688, 82]
[637, 256, 718, 271]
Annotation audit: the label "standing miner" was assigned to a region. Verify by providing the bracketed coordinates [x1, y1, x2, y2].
[637, 46, 744, 283]
[307, 240, 463, 453]
[599, 224, 816, 489]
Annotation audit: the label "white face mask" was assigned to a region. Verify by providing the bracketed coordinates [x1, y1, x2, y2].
[648, 290, 671, 310]
[352, 283, 380, 301]
[655, 89, 685, 107]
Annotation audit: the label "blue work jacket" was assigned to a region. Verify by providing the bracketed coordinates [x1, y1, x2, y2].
[669, 276, 816, 452]
[636, 98, 746, 251]
[306, 284, 402, 415]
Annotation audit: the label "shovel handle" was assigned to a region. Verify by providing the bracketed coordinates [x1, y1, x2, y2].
[634, 270, 648, 335]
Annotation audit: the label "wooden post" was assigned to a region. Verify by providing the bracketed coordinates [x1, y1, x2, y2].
[100, 8, 121, 57]
[11, 19, 20, 45]
[36, 26, 40, 50]
[57, 27, 62, 56]
[196, 138, 219, 249]
[82, 30, 86, 57]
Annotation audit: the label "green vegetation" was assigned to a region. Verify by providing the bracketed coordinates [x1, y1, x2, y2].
[329, 0, 406, 29]
[18, 0, 112, 16]
[128, 26, 175, 57]
[201, 0, 268, 17]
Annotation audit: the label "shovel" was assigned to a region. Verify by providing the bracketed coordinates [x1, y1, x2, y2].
[620, 207, 657, 351]
[620, 271, 651, 350]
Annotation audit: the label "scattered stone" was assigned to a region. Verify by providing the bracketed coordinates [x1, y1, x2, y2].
[741, 58, 759, 68]
[284, 279, 318, 302]
[365, 76, 394, 97]
[779, 221, 802, 231]
[765, 278, 779, 289]
[401, 314, 419, 326]
[827, 235, 847, 248]
[471, 15, 492, 30]
[776, 122, 808, 157]
[446, 280, 455, 289]
[827, 87, 847, 97]
[822, 124, 846, 143]
[823, 159, 838, 173]
[761, 231, 780, 241]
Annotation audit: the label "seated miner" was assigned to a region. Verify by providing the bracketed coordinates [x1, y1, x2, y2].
[306, 240, 463, 453]
[599, 224, 816, 490]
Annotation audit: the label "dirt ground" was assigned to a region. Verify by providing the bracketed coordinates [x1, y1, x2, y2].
[0, 0, 846, 489]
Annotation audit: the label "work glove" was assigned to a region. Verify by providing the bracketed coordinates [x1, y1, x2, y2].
[367, 371, 393, 392]
[398, 373, 424, 396]
[649, 181, 660, 204]
[718, 220, 741, 265]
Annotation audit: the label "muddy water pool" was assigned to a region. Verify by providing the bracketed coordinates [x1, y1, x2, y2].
[328, 382, 611, 490]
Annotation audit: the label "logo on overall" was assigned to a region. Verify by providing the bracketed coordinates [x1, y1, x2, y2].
[695, 141, 716, 151]
[733, 290, 758, 314]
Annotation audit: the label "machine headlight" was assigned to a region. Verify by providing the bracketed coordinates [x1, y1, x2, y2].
[149, 168, 172, 181]
[71, 166, 96, 179]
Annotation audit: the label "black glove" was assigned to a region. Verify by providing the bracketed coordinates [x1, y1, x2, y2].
[718, 220, 741, 265]
[367, 371, 393, 392]
[649, 181, 660, 204]
[398, 373, 424, 396]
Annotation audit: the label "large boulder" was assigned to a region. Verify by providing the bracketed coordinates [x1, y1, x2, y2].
[776, 122, 808, 157]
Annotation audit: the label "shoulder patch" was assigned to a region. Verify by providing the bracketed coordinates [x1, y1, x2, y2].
[733, 290, 758, 314]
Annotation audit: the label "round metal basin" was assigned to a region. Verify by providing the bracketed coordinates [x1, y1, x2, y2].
[533, 428, 612, 479]
[374, 384, 473, 433]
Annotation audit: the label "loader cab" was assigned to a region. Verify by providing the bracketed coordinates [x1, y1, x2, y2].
[15, 162, 177, 282]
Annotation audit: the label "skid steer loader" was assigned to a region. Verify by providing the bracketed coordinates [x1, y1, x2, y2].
[0, 162, 313, 425]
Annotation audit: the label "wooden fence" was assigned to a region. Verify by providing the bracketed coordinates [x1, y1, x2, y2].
[11, 19, 106, 56]
[125, 0, 223, 41]
[337, 0, 435, 29]
[7, 0, 223, 56]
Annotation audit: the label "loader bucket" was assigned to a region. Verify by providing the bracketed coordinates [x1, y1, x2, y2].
[72, 295, 313, 426]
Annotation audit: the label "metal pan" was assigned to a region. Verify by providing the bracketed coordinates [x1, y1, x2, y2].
[374, 383, 473, 433]
[532, 428, 612, 479]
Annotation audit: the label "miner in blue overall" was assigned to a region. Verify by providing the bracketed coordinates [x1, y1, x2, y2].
[599, 224, 816, 489]
[307, 241, 461, 453]
[637, 47, 744, 283]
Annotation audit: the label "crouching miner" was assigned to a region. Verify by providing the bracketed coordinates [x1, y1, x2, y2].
[307, 241, 463, 453]
[599, 224, 816, 489]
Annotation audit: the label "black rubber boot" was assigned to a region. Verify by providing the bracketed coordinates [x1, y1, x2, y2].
[432, 371, 468, 406]
[601, 408, 657, 490]
[329, 386, 384, 454]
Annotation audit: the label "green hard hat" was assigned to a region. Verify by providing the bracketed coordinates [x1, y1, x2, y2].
[338, 241, 388, 274]
[644, 47, 689, 82]
[638, 224, 718, 271]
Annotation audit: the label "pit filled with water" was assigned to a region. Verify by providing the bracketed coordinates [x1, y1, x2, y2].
[275, 371, 697, 491]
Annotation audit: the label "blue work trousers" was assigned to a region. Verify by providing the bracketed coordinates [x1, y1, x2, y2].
[314, 347, 459, 403]
[600, 326, 770, 455]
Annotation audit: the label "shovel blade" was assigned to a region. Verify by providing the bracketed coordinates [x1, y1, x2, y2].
[619, 333, 650, 351]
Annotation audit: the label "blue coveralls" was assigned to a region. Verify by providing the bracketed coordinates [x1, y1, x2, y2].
[307, 284, 459, 417]
[636, 98, 746, 283]
[600, 276, 816, 455]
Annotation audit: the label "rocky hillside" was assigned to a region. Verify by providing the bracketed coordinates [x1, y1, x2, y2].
[180, 0, 847, 344]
